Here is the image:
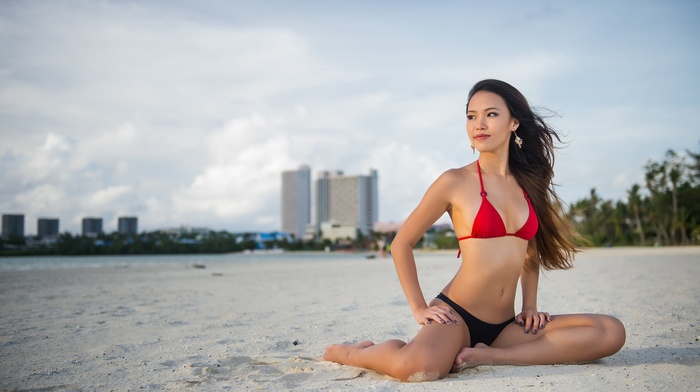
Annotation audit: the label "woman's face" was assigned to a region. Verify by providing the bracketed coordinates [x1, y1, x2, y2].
[466, 90, 519, 154]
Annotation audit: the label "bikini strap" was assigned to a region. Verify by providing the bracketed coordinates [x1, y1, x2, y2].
[476, 160, 487, 197]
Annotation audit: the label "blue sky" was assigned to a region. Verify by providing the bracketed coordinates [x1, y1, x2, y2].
[1, 1, 698, 234]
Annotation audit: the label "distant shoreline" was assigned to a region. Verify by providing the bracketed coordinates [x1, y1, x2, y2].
[3, 245, 699, 258]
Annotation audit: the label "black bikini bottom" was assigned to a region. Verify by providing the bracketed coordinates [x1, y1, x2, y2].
[436, 292, 515, 347]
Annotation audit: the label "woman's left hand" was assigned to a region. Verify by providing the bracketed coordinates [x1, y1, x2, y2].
[515, 309, 551, 334]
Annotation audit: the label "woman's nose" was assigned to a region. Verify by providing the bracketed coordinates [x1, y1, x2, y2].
[476, 117, 486, 130]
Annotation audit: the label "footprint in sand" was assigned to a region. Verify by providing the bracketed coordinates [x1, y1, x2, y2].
[180, 354, 365, 386]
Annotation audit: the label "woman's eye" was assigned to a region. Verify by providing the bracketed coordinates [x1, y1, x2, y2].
[487, 112, 498, 117]
[467, 115, 475, 120]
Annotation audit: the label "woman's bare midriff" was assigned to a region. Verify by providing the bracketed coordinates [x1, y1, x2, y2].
[440, 237, 527, 324]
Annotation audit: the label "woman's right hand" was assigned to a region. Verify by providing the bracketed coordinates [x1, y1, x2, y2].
[413, 305, 459, 325]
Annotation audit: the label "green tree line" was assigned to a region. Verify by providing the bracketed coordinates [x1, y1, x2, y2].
[567, 146, 700, 246]
[0, 230, 337, 256]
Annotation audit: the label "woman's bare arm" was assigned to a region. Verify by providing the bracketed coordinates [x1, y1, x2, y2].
[391, 170, 460, 325]
[516, 242, 551, 333]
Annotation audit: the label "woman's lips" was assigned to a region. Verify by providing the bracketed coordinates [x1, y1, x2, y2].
[474, 134, 490, 140]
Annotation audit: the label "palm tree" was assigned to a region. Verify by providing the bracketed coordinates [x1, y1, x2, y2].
[627, 184, 646, 246]
[645, 160, 672, 245]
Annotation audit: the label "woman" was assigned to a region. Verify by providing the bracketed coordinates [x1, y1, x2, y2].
[323, 79, 626, 382]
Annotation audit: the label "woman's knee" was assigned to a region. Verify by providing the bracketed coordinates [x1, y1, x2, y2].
[600, 315, 626, 355]
[583, 314, 626, 358]
[392, 356, 449, 382]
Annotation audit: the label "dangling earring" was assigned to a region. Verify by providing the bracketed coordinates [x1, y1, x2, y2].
[513, 131, 523, 149]
[471, 145, 475, 154]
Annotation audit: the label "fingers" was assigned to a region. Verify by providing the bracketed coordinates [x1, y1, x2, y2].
[536, 312, 552, 331]
[515, 313, 524, 326]
[521, 311, 552, 334]
[423, 305, 459, 325]
[532, 313, 545, 334]
[434, 306, 459, 324]
[425, 312, 449, 325]
[523, 314, 533, 334]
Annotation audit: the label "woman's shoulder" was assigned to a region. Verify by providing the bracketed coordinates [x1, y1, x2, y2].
[439, 162, 477, 181]
[432, 163, 478, 189]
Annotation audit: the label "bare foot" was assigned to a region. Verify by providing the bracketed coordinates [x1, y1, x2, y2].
[323, 341, 375, 365]
[451, 343, 492, 372]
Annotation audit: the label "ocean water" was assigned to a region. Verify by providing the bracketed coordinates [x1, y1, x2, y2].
[0, 251, 381, 272]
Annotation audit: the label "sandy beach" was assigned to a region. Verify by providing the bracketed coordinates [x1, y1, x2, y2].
[1, 247, 699, 391]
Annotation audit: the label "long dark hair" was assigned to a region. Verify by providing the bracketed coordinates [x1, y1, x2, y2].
[467, 79, 578, 271]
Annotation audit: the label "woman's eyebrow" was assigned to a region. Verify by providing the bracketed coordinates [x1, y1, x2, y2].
[467, 107, 501, 113]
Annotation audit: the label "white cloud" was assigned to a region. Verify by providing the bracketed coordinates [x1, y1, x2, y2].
[84, 185, 133, 211]
[71, 123, 136, 168]
[20, 133, 74, 183]
[15, 184, 65, 213]
[171, 114, 294, 229]
[363, 142, 449, 223]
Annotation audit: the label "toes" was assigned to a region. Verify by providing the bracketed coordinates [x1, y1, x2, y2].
[450, 360, 465, 373]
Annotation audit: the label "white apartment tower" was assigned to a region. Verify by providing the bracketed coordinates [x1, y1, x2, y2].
[316, 169, 378, 235]
[281, 165, 311, 239]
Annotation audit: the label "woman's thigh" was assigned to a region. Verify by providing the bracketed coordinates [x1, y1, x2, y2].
[490, 313, 617, 348]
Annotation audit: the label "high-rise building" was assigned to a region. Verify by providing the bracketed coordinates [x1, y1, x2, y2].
[82, 217, 103, 237]
[118, 216, 138, 236]
[2, 214, 25, 238]
[37, 218, 59, 238]
[281, 165, 311, 239]
[316, 169, 378, 236]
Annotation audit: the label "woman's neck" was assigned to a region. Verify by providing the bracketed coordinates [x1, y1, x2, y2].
[477, 153, 510, 177]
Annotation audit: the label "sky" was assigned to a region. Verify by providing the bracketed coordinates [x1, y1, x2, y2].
[1, 0, 699, 235]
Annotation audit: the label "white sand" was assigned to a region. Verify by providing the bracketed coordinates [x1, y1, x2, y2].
[1, 247, 699, 391]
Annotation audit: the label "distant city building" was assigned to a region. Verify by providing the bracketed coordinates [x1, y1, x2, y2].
[281, 165, 311, 239]
[118, 216, 138, 236]
[82, 217, 103, 237]
[2, 214, 25, 238]
[316, 169, 378, 236]
[320, 221, 358, 242]
[302, 223, 317, 242]
[37, 218, 60, 238]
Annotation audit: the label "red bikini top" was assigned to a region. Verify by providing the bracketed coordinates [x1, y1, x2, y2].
[456, 161, 538, 257]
